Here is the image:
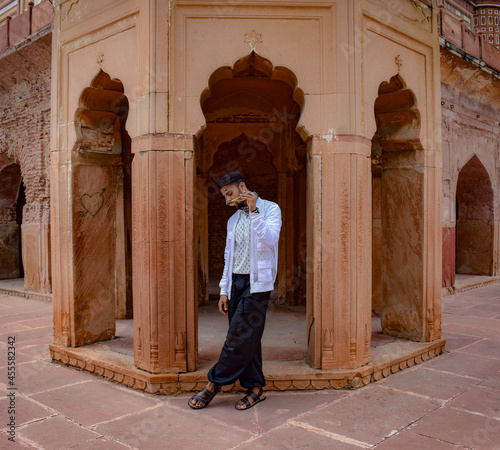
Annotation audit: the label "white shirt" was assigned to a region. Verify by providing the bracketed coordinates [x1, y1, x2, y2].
[219, 197, 282, 299]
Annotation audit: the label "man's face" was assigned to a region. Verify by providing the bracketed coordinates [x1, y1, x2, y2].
[220, 182, 245, 207]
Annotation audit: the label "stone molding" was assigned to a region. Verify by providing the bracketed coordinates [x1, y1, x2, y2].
[0, 288, 51, 302]
[131, 133, 194, 153]
[309, 134, 372, 156]
[442, 276, 500, 297]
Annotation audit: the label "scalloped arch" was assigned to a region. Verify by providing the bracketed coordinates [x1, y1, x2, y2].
[199, 52, 306, 139]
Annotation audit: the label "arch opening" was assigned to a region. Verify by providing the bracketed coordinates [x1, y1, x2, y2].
[195, 52, 308, 363]
[0, 163, 23, 280]
[455, 155, 494, 276]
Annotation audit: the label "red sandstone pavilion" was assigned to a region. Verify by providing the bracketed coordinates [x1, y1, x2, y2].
[0, 0, 499, 394]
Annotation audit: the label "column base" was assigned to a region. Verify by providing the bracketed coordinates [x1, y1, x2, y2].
[50, 337, 446, 394]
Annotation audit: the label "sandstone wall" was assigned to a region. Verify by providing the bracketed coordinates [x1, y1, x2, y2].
[0, 30, 52, 291]
[441, 48, 500, 286]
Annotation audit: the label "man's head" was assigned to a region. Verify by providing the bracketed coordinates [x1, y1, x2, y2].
[217, 171, 249, 206]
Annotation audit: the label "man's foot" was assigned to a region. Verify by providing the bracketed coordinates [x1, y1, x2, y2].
[235, 387, 266, 411]
[188, 382, 220, 409]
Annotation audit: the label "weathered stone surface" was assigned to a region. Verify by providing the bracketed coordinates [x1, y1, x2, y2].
[72, 163, 116, 346]
[381, 166, 424, 340]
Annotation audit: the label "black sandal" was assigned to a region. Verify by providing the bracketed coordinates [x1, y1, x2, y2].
[235, 387, 266, 411]
[188, 385, 221, 410]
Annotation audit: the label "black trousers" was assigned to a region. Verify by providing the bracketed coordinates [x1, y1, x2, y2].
[207, 274, 270, 389]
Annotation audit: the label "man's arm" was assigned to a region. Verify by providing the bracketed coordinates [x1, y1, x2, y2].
[250, 202, 282, 246]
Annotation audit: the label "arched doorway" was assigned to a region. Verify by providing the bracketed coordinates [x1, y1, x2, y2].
[0, 163, 23, 280]
[195, 52, 308, 362]
[456, 155, 494, 276]
[17, 180, 25, 278]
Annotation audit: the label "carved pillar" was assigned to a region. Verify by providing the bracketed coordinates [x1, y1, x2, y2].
[424, 164, 442, 342]
[51, 150, 72, 347]
[132, 133, 196, 373]
[307, 135, 372, 369]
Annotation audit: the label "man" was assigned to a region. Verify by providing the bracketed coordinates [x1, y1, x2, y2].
[189, 171, 282, 411]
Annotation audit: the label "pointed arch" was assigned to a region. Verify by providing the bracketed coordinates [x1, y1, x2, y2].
[456, 154, 494, 275]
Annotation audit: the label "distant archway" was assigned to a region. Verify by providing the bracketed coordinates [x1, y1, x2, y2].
[456, 155, 494, 275]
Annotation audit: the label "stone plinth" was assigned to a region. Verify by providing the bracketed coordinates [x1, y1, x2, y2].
[50, 337, 446, 394]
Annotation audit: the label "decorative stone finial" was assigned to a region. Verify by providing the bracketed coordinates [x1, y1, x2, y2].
[244, 30, 263, 51]
[395, 55, 403, 73]
[97, 53, 104, 68]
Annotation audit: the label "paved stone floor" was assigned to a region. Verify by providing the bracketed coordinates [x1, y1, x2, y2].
[0, 284, 499, 449]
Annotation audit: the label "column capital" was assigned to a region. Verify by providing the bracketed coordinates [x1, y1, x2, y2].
[131, 133, 194, 153]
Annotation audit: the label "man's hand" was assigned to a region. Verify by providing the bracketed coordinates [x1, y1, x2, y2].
[218, 295, 229, 315]
[240, 190, 257, 212]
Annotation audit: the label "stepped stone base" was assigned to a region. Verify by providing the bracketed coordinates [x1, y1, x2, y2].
[50, 338, 446, 394]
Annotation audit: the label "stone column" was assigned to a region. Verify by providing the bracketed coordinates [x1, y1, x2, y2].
[132, 133, 196, 374]
[51, 151, 72, 347]
[307, 135, 372, 370]
[52, 149, 118, 346]
[424, 164, 442, 342]
[22, 222, 51, 293]
[493, 222, 500, 276]
[380, 151, 442, 342]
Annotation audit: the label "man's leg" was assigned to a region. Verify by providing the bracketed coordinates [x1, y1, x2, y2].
[189, 274, 269, 408]
[208, 275, 270, 386]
